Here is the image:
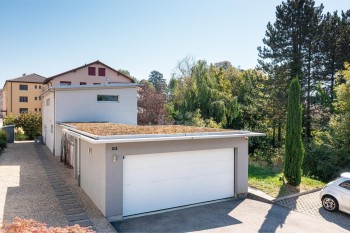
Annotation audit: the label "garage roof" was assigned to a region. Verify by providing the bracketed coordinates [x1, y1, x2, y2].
[60, 122, 265, 144]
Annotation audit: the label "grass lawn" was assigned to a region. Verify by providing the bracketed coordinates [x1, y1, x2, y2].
[248, 163, 326, 198]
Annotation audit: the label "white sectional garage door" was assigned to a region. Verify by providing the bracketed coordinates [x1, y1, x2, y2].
[123, 148, 234, 216]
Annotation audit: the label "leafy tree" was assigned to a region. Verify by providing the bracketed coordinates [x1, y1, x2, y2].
[284, 78, 304, 186]
[138, 80, 169, 125]
[3, 112, 42, 139]
[148, 70, 167, 93]
[117, 69, 138, 82]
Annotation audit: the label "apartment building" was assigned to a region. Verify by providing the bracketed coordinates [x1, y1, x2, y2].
[2, 73, 46, 116]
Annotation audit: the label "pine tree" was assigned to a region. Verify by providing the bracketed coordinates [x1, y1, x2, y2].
[284, 78, 304, 186]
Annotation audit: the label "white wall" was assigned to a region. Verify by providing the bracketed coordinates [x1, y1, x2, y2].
[55, 87, 137, 124]
[42, 92, 55, 153]
[80, 140, 106, 215]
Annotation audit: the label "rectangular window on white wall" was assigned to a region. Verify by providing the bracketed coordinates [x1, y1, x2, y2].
[46, 98, 50, 106]
[97, 95, 119, 102]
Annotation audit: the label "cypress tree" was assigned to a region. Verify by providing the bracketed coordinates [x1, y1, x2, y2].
[284, 77, 304, 186]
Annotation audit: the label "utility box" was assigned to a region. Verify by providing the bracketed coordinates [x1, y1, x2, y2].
[2, 125, 15, 143]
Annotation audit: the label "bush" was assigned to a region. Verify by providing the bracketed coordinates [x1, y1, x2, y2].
[2, 217, 95, 233]
[3, 113, 42, 140]
[14, 127, 28, 141]
[0, 130, 7, 149]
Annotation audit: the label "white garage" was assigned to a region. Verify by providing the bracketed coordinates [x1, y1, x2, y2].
[60, 122, 264, 220]
[123, 148, 235, 216]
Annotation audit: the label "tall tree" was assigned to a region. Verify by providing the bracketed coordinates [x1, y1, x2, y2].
[258, 0, 324, 138]
[284, 78, 304, 186]
[148, 70, 167, 93]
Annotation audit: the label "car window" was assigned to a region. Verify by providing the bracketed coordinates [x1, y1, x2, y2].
[339, 180, 350, 190]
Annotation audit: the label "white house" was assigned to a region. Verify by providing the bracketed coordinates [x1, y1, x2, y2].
[41, 83, 138, 156]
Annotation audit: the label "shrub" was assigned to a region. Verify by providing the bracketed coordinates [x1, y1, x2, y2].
[3, 112, 42, 140]
[14, 127, 28, 141]
[2, 217, 95, 233]
[0, 130, 7, 149]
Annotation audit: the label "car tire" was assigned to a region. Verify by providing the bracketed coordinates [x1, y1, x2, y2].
[322, 196, 338, 212]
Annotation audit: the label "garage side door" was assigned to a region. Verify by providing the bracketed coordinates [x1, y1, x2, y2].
[123, 148, 234, 216]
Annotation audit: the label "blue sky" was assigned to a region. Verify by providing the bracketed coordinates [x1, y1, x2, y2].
[0, 0, 348, 86]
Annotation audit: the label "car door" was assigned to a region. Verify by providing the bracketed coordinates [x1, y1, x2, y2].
[338, 180, 350, 213]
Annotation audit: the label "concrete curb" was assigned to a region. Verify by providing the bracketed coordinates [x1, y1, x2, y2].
[273, 188, 322, 202]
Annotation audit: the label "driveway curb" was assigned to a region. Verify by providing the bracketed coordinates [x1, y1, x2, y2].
[273, 188, 322, 202]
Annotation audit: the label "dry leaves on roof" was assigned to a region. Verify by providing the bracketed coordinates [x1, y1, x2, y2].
[67, 123, 233, 136]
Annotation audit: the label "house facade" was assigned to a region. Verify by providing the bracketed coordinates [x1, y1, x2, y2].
[41, 84, 138, 156]
[2, 74, 46, 116]
[43, 60, 134, 87]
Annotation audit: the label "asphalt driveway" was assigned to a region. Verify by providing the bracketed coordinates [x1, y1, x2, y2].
[112, 198, 348, 233]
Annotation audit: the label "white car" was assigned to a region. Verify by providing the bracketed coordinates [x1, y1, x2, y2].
[320, 172, 350, 214]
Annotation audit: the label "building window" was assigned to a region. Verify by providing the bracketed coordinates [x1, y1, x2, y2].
[35, 108, 37, 112]
[39, 108, 41, 112]
[35, 97, 37, 101]
[60, 81, 71, 86]
[98, 68, 106, 76]
[19, 108, 28, 113]
[39, 96, 41, 100]
[80, 82, 87, 85]
[46, 98, 50, 106]
[97, 95, 119, 102]
[35, 85, 37, 89]
[19, 96, 28, 102]
[88, 67, 96, 76]
[39, 86, 42, 89]
[19, 84, 28, 90]
[93, 83, 101, 85]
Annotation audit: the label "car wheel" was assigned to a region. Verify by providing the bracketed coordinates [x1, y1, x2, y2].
[322, 196, 338, 212]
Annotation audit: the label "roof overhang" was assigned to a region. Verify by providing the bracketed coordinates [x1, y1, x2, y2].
[60, 123, 265, 144]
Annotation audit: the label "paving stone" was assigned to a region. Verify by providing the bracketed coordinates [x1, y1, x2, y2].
[68, 219, 93, 227]
[57, 194, 76, 200]
[66, 213, 90, 222]
[53, 187, 70, 192]
[61, 203, 81, 210]
[59, 198, 78, 205]
[64, 208, 85, 216]
[55, 191, 73, 196]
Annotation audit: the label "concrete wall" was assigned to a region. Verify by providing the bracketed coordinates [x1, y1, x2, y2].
[3, 82, 43, 116]
[49, 63, 132, 87]
[42, 92, 55, 153]
[55, 87, 137, 124]
[80, 140, 107, 215]
[101, 137, 249, 219]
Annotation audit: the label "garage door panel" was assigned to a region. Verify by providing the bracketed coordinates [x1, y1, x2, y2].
[123, 148, 234, 216]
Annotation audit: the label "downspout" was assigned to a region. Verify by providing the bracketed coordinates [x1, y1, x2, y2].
[53, 90, 56, 156]
[78, 138, 81, 186]
[10, 82, 12, 114]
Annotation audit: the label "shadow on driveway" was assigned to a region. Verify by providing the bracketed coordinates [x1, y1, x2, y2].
[112, 199, 243, 233]
[318, 207, 350, 231]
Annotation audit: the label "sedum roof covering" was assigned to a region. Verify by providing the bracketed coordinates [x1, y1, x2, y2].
[65, 122, 235, 136]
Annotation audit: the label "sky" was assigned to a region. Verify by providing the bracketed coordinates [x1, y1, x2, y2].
[0, 0, 349, 87]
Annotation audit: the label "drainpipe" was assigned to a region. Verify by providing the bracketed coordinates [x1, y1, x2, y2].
[53, 90, 56, 156]
[10, 82, 12, 114]
[78, 138, 81, 186]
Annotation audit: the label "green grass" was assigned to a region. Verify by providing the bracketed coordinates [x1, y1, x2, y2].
[248, 163, 325, 198]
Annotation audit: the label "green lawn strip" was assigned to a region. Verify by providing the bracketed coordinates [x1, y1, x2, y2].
[248, 164, 325, 198]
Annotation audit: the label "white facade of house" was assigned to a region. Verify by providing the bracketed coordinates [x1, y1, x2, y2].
[41, 84, 138, 156]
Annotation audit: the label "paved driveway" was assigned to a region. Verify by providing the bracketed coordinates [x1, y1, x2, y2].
[275, 191, 350, 230]
[112, 198, 349, 233]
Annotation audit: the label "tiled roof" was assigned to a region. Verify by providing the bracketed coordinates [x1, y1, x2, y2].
[8, 73, 46, 83]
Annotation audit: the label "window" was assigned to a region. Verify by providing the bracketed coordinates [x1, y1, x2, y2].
[35, 108, 37, 112]
[19, 84, 28, 90]
[88, 67, 96, 76]
[39, 96, 41, 100]
[339, 181, 350, 191]
[93, 83, 101, 85]
[46, 98, 50, 106]
[60, 81, 71, 86]
[80, 82, 87, 85]
[97, 95, 119, 102]
[35, 97, 37, 101]
[98, 68, 106, 76]
[39, 108, 41, 112]
[19, 96, 28, 102]
[19, 108, 28, 113]
[35, 85, 37, 89]
[39, 86, 42, 89]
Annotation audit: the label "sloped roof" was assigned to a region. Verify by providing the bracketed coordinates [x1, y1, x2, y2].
[43, 60, 135, 84]
[8, 73, 46, 83]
